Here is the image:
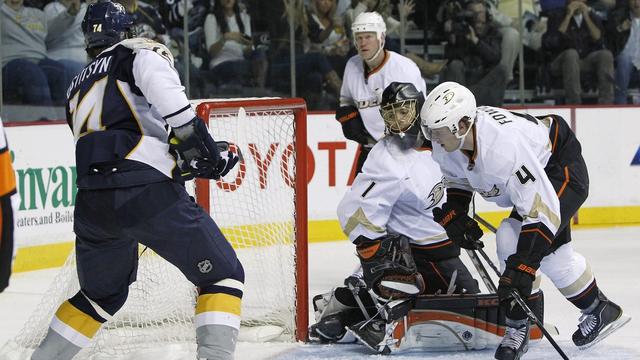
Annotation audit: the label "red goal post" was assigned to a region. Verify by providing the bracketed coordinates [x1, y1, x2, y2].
[194, 98, 309, 342]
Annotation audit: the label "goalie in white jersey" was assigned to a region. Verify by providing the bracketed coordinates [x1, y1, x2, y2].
[335, 11, 426, 173]
[309, 82, 480, 349]
[420, 82, 630, 360]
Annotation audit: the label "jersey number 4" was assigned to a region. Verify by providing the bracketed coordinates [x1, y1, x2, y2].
[515, 164, 536, 185]
[68, 77, 108, 141]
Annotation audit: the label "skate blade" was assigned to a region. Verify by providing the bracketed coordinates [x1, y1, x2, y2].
[379, 280, 421, 295]
[345, 326, 384, 354]
[578, 314, 631, 350]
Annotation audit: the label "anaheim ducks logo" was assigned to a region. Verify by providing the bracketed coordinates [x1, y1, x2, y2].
[478, 184, 500, 198]
[424, 179, 445, 210]
[443, 91, 454, 104]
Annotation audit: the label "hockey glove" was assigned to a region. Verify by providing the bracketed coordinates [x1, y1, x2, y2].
[335, 105, 373, 145]
[497, 255, 537, 302]
[433, 203, 484, 250]
[213, 142, 240, 178]
[170, 117, 238, 180]
[355, 234, 425, 299]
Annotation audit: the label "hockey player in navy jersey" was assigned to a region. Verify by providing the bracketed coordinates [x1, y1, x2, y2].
[32, 1, 242, 359]
[420, 81, 630, 359]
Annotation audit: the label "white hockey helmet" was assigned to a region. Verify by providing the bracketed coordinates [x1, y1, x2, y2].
[351, 12, 386, 60]
[420, 81, 477, 140]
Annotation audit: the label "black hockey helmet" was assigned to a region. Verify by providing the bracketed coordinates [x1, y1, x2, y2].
[380, 82, 426, 147]
[82, 0, 135, 51]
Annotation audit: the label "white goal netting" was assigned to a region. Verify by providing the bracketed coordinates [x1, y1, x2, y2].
[0, 98, 307, 360]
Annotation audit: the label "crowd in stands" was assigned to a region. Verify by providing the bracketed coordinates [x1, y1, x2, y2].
[2, 0, 640, 112]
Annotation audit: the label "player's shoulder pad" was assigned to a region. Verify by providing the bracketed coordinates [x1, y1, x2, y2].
[362, 138, 409, 180]
[121, 38, 174, 67]
[389, 51, 420, 70]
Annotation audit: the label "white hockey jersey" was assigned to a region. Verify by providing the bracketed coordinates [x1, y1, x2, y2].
[340, 51, 426, 141]
[431, 106, 561, 235]
[337, 136, 447, 245]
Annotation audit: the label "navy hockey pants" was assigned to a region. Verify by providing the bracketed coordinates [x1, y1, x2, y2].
[73, 180, 243, 315]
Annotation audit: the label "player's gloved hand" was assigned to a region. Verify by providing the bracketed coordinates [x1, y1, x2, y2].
[172, 116, 220, 163]
[335, 105, 373, 145]
[170, 117, 240, 180]
[213, 143, 240, 178]
[344, 272, 366, 292]
[497, 255, 537, 302]
[433, 204, 484, 250]
[355, 235, 425, 299]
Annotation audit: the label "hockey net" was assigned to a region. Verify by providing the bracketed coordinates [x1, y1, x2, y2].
[0, 98, 308, 359]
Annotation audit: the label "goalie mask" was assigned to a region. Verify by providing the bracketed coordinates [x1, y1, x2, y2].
[380, 82, 426, 149]
[82, 0, 136, 52]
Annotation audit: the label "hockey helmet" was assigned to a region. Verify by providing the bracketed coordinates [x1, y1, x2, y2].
[351, 12, 386, 60]
[420, 81, 476, 141]
[351, 11, 386, 41]
[380, 82, 426, 148]
[82, 0, 135, 51]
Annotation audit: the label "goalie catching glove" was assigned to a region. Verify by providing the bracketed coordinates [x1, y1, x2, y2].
[169, 116, 239, 180]
[355, 234, 425, 299]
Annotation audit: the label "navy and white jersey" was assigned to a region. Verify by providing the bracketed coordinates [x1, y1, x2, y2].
[431, 106, 561, 236]
[66, 38, 195, 189]
[338, 136, 447, 246]
[340, 51, 426, 141]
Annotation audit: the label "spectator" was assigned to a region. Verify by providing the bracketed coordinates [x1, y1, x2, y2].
[157, 0, 210, 95]
[607, 0, 640, 104]
[44, 0, 88, 78]
[1, 0, 72, 106]
[118, 0, 171, 45]
[542, 0, 614, 104]
[307, 0, 350, 77]
[441, 0, 507, 106]
[485, 0, 521, 83]
[268, 0, 343, 102]
[204, 0, 267, 88]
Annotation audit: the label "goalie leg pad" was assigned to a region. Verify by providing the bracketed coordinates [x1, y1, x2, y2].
[309, 287, 374, 343]
[356, 234, 426, 299]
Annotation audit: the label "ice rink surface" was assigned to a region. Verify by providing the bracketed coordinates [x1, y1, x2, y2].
[1, 226, 638, 359]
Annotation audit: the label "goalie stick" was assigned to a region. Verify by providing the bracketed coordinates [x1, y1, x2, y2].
[469, 203, 570, 360]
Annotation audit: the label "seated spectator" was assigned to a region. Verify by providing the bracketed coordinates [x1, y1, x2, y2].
[118, 0, 172, 46]
[44, 0, 88, 78]
[607, 0, 640, 104]
[542, 0, 614, 104]
[268, 0, 342, 101]
[484, 0, 522, 82]
[1, 0, 72, 106]
[158, 0, 210, 96]
[204, 0, 267, 88]
[441, 0, 507, 106]
[307, 0, 350, 77]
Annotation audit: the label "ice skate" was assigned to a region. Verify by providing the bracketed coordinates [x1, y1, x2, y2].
[572, 292, 631, 349]
[494, 318, 530, 360]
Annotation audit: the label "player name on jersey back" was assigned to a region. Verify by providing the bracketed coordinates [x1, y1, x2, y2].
[66, 56, 113, 99]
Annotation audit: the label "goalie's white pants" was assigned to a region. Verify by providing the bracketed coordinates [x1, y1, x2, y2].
[496, 218, 595, 299]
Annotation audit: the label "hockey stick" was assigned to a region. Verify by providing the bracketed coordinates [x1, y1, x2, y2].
[470, 213, 569, 359]
[465, 249, 497, 293]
